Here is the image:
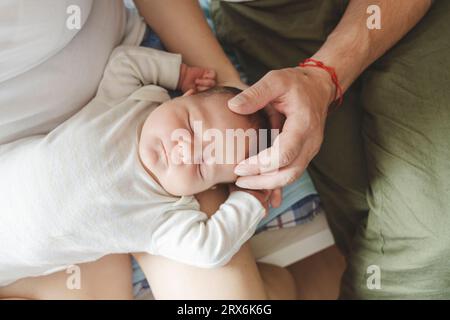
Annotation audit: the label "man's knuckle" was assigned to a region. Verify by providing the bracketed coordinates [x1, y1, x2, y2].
[279, 148, 297, 166]
[281, 173, 297, 186]
[266, 69, 279, 79]
[250, 83, 271, 100]
[311, 144, 321, 157]
[268, 70, 289, 88]
[313, 136, 324, 154]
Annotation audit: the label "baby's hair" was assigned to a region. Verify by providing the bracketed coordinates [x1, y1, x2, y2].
[197, 86, 242, 96]
[197, 86, 272, 148]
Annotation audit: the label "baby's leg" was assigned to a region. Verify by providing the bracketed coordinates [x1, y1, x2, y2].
[0, 254, 133, 300]
[134, 243, 267, 299]
[133, 186, 296, 300]
[258, 263, 297, 300]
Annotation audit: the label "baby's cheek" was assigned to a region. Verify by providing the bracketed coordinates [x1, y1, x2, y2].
[163, 167, 205, 196]
[215, 164, 238, 184]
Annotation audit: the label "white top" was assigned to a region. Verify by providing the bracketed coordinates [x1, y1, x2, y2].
[0, 0, 92, 83]
[0, 46, 265, 286]
[0, 0, 146, 145]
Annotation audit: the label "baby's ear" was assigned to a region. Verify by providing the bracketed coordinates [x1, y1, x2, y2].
[182, 89, 195, 97]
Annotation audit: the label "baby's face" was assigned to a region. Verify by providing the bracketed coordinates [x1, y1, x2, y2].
[139, 91, 258, 196]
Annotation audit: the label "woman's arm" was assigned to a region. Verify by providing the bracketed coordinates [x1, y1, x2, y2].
[134, 0, 242, 86]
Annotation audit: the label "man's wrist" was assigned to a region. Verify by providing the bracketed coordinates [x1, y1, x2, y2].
[311, 26, 370, 94]
[296, 65, 336, 107]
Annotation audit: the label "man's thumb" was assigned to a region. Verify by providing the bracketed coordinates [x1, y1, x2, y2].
[228, 93, 250, 111]
[228, 77, 274, 114]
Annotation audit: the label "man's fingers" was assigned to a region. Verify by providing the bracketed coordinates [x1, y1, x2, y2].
[235, 167, 302, 190]
[233, 142, 296, 177]
[234, 149, 269, 176]
[260, 189, 272, 213]
[235, 159, 307, 190]
[272, 113, 307, 165]
[270, 188, 282, 208]
[265, 105, 285, 130]
[228, 71, 282, 115]
[234, 122, 304, 176]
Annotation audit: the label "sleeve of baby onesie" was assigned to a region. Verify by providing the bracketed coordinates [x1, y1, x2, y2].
[150, 191, 266, 268]
[96, 45, 181, 104]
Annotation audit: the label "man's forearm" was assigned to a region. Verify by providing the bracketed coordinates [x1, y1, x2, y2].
[312, 0, 432, 92]
[134, 0, 241, 85]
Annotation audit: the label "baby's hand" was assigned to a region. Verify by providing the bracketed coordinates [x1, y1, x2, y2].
[228, 184, 272, 216]
[178, 63, 216, 93]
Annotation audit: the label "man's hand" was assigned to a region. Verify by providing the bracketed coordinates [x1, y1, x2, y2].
[228, 67, 335, 190]
[226, 0, 431, 192]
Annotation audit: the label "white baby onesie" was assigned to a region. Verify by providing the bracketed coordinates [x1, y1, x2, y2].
[0, 46, 265, 286]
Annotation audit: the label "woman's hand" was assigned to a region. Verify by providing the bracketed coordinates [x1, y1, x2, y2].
[228, 66, 335, 191]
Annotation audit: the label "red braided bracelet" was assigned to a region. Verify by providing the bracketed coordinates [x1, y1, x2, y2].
[299, 58, 343, 110]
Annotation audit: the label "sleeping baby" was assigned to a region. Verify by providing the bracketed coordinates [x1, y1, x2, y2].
[0, 46, 272, 286]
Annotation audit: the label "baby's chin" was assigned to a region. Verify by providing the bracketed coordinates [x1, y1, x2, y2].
[160, 182, 209, 197]
[163, 177, 237, 197]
